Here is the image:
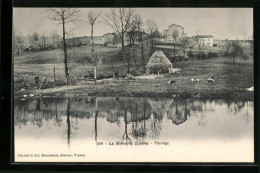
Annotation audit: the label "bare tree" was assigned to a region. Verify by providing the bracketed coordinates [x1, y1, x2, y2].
[105, 8, 134, 75]
[88, 11, 101, 83]
[48, 8, 80, 85]
[145, 19, 158, 50]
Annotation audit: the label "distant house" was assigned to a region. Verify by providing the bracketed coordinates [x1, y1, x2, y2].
[193, 35, 214, 47]
[67, 36, 90, 46]
[163, 24, 186, 43]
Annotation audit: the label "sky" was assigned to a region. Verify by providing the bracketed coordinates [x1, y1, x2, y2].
[13, 8, 253, 40]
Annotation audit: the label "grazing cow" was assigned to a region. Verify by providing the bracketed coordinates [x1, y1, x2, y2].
[191, 78, 200, 83]
[207, 75, 215, 83]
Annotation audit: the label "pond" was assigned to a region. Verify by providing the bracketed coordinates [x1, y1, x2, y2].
[14, 97, 254, 162]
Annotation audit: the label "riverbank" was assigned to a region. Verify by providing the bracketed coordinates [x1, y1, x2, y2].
[14, 57, 254, 101]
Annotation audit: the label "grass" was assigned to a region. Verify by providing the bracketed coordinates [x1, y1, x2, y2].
[14, 45, 254, 100]
[14, 45, 121, 64]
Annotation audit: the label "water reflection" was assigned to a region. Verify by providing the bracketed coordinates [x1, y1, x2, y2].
[14, 97, 254, 146]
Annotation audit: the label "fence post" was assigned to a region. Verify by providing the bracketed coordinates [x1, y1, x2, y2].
[53, 66, 56, 87]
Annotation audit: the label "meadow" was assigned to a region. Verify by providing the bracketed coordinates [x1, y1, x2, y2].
[14, 44, 254, 100]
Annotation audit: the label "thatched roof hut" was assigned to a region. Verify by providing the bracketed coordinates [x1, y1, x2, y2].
[146, 51, 172, 74]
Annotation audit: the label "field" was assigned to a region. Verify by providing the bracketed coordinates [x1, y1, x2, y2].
[14, 44, 254, 100]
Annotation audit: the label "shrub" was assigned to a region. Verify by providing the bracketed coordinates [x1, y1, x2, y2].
[129, 69, 142, 76]
[197, 52, 206, 60]
[241, 54, 249, 60]
[188, 51, 195, 59]
[207, 52, 219, 59]
[55, 79, 66, 86]
[113, 70, 119, 79]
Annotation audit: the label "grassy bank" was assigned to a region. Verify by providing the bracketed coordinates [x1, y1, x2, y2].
[14, 56, 254, 101]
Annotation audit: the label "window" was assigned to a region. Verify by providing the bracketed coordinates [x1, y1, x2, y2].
[207, 43, 210, 46]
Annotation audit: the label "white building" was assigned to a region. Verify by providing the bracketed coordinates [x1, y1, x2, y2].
[195, 35, 214, 47]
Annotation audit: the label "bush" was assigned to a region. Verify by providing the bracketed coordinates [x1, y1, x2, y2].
[241, 54, 249, 60]
[14, 76, 35, 91]
[55, 79, 66, 86]
[129, 69, 142, 76]
[188, 51, 195, 59]
[83, 71, 94, 78]
[97, 73, 113, 80]
[207, 52, 219, 59]
[197, 52, 206, 60]
[113, 70, 119, 79]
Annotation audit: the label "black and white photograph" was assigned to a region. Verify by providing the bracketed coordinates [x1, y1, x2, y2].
[13, 8, 254, 162]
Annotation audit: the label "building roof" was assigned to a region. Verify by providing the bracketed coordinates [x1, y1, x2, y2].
[168, 24, 184, 29]
[193, 35, 213, 38]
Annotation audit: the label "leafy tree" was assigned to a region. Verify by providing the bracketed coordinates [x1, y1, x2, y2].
[178, 37, 190, 57]
[224, 40, 244, 64]
[172, 30, 179, 53]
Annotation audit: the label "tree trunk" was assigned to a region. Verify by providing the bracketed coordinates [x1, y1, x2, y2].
[174, 43, 176, 53]
[94, 66, 97, 83]
[133, 46, 137, 71]
[141, 41, 145, 73]
[91, 24, 94, 44]
[128, 45, 130, 73]
[90, 24, 97, 83]
[121, 34, 126, 75]
[62, 18, 70, 85]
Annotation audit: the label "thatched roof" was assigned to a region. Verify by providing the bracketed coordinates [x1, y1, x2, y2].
[146, 51, 172, 74]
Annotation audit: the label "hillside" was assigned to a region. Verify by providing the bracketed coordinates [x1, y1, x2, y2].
[14, 45, 121, 65]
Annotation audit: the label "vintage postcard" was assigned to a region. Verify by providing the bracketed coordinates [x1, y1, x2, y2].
[13, 8, 254, 162]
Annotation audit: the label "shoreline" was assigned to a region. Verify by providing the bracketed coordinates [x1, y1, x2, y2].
[14, 85, 254, 101]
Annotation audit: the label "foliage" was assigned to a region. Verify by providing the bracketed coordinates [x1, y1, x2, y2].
[222, 40, 244, 63]
[197, 51, 207, 60]
[178, 37, 190, 56]
[207, 52, 219, 59]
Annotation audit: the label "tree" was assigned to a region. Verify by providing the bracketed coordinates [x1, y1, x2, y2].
[30, 32, 40, 49]
[145, 19, 158, 50]
[48, 8, 81, 85]
[40, 35, 46, 49]
[88, 10, 101, 83]
[224, 40, 244, 64]
[172, 29, 179, 53]
[178, 37, 190, 57]
[13, 32, 25, 54]
[105, 8, 134, 75]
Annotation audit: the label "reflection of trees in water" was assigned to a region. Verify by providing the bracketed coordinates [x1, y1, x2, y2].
[122, 101, 131, 142]
[130, 98, 148, 140]
[66, 99, 71, 146]
[227, 101, 245, 115]
[149, 110, 162, 139]
[94, 98, 98, 142]
[15, 99, 30, 127]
